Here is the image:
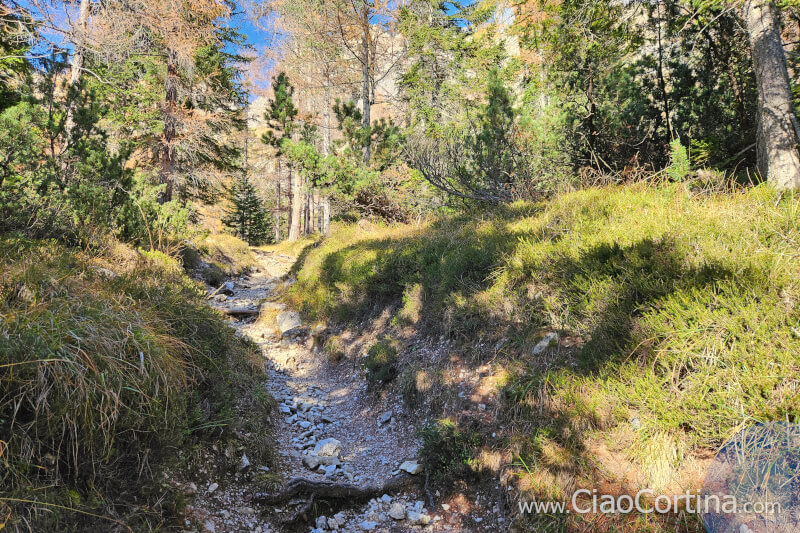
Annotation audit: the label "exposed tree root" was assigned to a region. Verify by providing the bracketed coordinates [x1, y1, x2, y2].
[250, 474, 421, 524]
[252, 474, 420, 505]
[219, 307, 260, 318]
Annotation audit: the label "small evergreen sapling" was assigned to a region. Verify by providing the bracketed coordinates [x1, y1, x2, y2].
[223, 174, 273, 245]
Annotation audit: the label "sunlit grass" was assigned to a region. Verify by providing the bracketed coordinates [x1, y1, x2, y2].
[287, 183, 800, 530]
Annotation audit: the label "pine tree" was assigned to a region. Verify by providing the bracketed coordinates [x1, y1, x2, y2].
[222, 174, 273, 245]
[263, 72, 302, 241]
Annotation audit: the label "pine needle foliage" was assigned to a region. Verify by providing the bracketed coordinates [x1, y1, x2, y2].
[222, 174, 273, 245]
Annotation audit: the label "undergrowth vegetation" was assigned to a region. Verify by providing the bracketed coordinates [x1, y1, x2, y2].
[0, 236, 272, 531]
[419, 419, 480, 479]
[287, 183, 800, 527]
[363, 338, 400, 387]
[182, 232, 259, 286]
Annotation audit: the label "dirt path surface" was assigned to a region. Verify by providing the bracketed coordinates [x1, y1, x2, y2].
[184, 249, 505, 533]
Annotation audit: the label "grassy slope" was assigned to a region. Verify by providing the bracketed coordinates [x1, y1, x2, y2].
[286, 183, 800, 529]
[0, 236, 272, 531]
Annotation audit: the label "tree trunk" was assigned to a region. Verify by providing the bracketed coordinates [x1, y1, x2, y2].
[321, 87, 331, 234]
[655, 1, 673, 142]
[744, 0, 800, 189]
[323, 87, 332, 156]
[275, 163, 281, 242]
[360, 22, 371, 164]
[586, 61, 599, 169]
[288, 167, 302, 241]
[322, 197, 330, 234]
[159, 49, 178, 204]
[64, 0, 90, 141]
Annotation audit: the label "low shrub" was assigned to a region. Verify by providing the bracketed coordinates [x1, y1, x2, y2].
[202, 261, 227, 286]
[419, 419, 480, 478]
[199, 232, 258, 276]
[363, 338, 399, 386]
[324, 335, 346, 363]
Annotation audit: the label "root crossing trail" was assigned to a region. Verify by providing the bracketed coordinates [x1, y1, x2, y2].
[186, 249, 501, 533]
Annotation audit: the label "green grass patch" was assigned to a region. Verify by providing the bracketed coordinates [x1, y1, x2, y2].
[288, 183, 800, 515]
[363, 338, 400, 386]
[192, 233, 259, 283]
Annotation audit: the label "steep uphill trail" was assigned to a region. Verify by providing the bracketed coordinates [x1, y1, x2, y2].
[183, 248, 505, 533]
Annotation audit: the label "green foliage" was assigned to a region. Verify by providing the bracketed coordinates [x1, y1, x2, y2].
[457, 71, 519, 200]
[0, 2, 32, 111]
[262, 72, 299, 154]
[419, 419, 480, 477]
[399, 0, 515, 134]
[0, 52, 200, 249]
[690, 138, 712, 169]
[332, 99, 404, 170]
[363, 338, 400, 386]
[222, 174, 273, 245]
[0, 66, 132, 243]
[410, 72, 567, 202]
[665, 138, 690, 181]
[116, 172, 193, 246]
[511, 0, 757, 174]
[283, 139, 438, 222]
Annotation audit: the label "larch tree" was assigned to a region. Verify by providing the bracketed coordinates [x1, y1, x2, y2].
[96, 0, 246, 203]
[329, 0, 404, 163]
[252, 0, 404, 164]
[63, 0, 90, 141]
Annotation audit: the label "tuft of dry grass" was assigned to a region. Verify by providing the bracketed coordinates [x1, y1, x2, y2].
[197, 233, 258, 276]
[0, 236, 272, 530]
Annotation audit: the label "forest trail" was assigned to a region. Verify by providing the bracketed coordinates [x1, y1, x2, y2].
[184, 249, 503, 533]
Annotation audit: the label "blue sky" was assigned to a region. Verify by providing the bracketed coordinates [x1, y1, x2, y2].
[15, 0, 478, 98]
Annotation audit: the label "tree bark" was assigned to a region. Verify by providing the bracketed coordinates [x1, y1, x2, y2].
[288, 167, 302, 241]
[322, 197, 330, 233]
[64, 0, 90, 141]
[323, 87, 332, 156]
[275, 165, 281, 242]
[159, 49, 178, 204]
[655, 1, 673, 142]
[360, 20, 371, 164]
[304, 190, 311, 234]
[744, 0, 800, 189]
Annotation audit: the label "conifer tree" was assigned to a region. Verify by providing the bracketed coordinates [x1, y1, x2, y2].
[263, 72, 301, 241]
[222, 174, 273, 245]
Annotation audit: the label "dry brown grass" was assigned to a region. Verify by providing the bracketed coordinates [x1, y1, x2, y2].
[0, 236, 273, 531]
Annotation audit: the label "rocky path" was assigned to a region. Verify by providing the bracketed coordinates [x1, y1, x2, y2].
[185, 249, 454, 533]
